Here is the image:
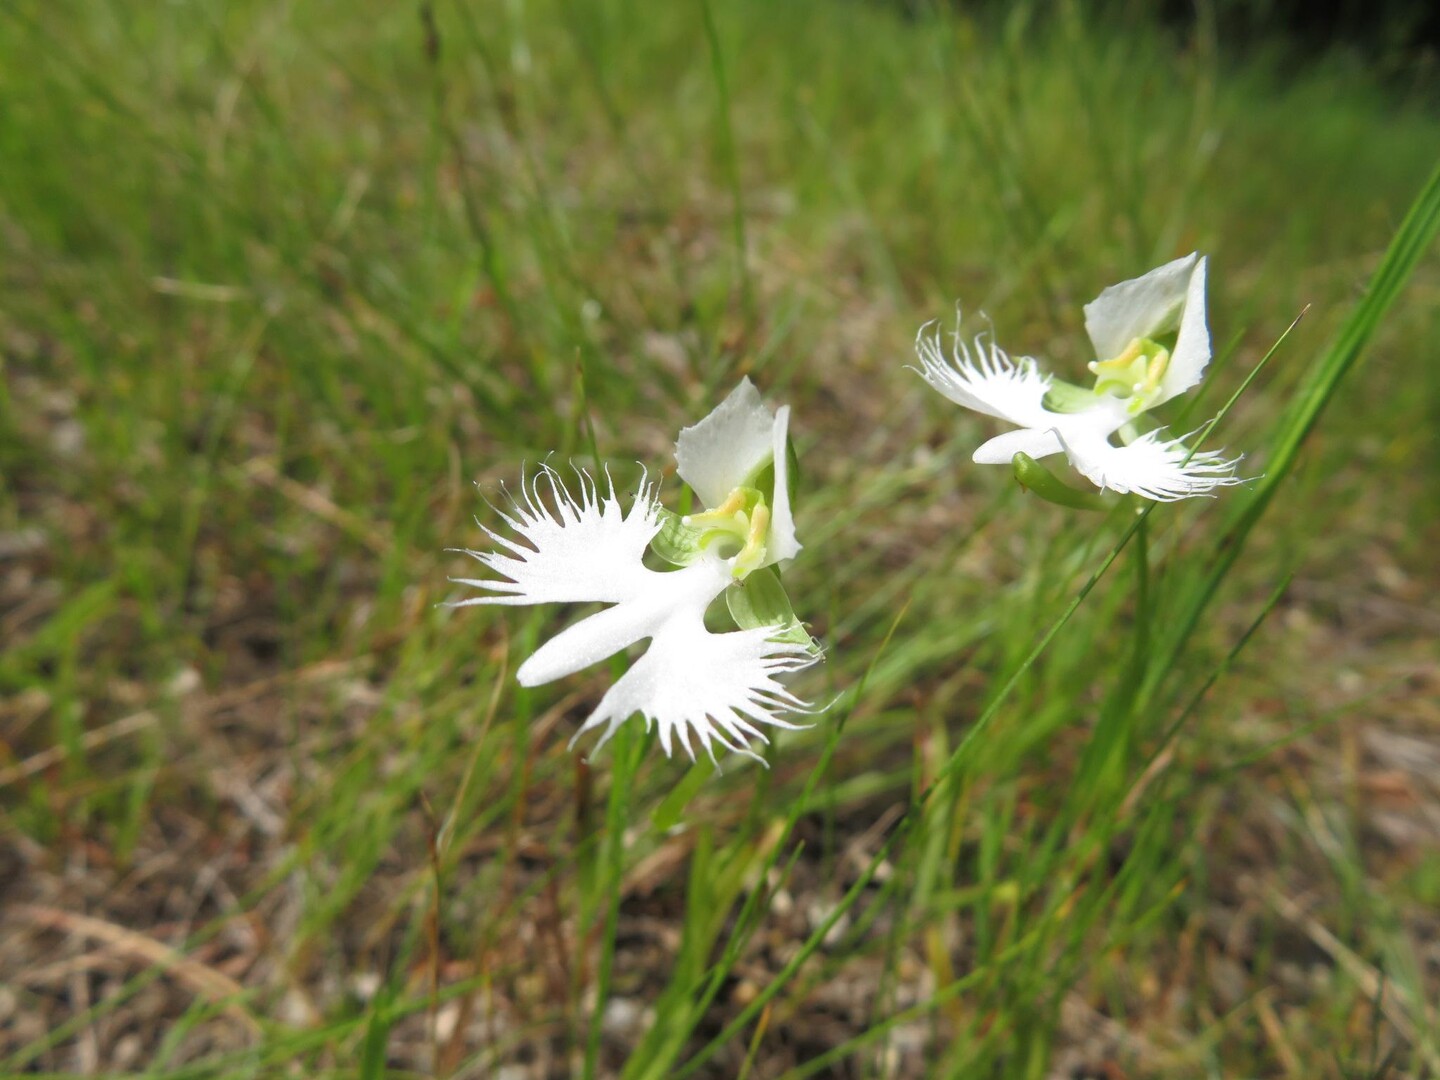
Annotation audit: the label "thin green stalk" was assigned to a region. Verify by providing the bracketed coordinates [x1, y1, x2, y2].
[676, 505, 1160, 1076]
[1131, 510, 1150, 682]
[583, 724, 643, 1079]
[1126, 570, 1295, 807]
[658, 604, 910, 1080]
[936, 498, 1157, 792]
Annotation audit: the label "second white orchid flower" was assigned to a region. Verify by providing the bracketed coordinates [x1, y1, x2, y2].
[915, 253, 1244, 501]
[451, 379, 820, 764]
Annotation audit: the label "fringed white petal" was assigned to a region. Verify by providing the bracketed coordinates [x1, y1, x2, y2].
[1056, 423, 1244, 502]
[1083, 252, 1200, 362]
[764, 404, 802, 566]
[450, 466, 660, 607]
[674, 377, 778, 508]
[569, 604, 817, 764]
[913, 317, 1054, 430]
[516, 559, 730, 687]
[452, 470, 741, 686]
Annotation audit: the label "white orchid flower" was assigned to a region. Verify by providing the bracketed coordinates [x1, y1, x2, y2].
[674, 376, 801, 576]
[450, 380, 818, 763]
[915, 253, 1244, 501]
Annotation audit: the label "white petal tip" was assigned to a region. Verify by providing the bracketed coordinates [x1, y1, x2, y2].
[565, 621, 820, 765]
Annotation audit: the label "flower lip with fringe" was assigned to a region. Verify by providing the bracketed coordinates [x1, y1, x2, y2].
[449, 380, 820, 764]
[914, 253, 1245, 501]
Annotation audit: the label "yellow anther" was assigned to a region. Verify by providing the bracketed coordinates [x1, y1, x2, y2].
[1090, 336, 1169, 413]
[1088, 337, 1146, 378]
[683, 487, 772, 579]
[1137, 347, 1169, 396]
[732, 504, 770, 578]
[682, 488, 748, 530]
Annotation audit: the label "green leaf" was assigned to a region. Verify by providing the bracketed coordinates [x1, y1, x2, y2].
[650, 508, 706, 566]
[1041, 378, 1100, 414]
[726, 567, 818, 652]
[1011, 452, 1108, 511]
[725, 566, 793, 629]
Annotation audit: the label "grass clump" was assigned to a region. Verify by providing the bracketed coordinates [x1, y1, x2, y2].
[2, 1, 1438, 1076]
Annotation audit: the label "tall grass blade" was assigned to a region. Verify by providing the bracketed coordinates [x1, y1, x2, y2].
[1155, 159, 1440, 677]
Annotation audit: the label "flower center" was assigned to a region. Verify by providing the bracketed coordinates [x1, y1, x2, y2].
[683, 486, 770, 579]
[1088, 336, 1169, 415]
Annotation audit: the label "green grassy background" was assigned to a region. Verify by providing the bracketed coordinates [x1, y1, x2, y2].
[2, 0, 1438, 1076]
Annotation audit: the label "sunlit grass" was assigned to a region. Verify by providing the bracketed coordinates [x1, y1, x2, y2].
[1, 1, 1438, 1076]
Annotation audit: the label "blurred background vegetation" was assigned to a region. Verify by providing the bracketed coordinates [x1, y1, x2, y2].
[1, 0, 1437, 1076]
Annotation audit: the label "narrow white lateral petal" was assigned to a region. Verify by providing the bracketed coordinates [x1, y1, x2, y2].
[913, 319, 1053, 429]
[764, 404, 801, 566]
[972, 426, 1065, 465]
[674, 378, 777, 507]
[1056, 424, 1243, 501]
[517, 558, 731, 687]
[451, 467, 659, 607]
[570, 605, 816, 763]
[1083, 252, 1199, 361]
[1154, 255, 1211, 407]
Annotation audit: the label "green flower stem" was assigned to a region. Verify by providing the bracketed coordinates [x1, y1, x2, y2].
[583, 723, 644, 1080]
